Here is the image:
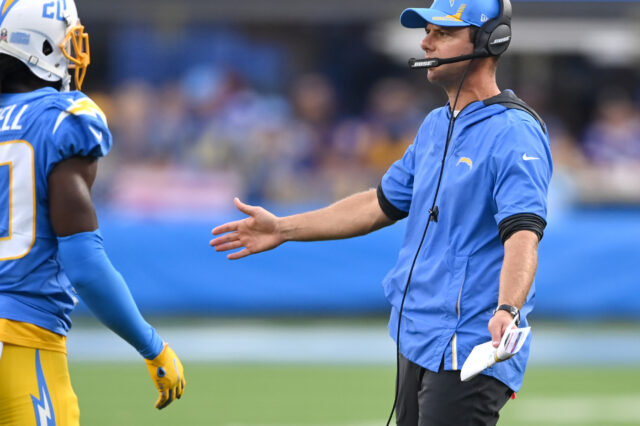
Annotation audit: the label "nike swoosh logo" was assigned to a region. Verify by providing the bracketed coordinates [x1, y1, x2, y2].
[522, 153, 539, 161]
[89, 126, 103, 143]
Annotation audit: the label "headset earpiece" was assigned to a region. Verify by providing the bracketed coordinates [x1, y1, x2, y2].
[474, 0, 512, 57]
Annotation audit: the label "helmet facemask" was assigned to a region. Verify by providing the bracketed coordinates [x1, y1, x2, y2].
[59, 22, 90, 90]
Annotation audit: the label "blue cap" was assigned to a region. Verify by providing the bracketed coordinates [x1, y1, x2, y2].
[401, 0, 500, 28]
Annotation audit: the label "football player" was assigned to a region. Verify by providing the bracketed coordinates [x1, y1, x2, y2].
[0, 1, 185, 424]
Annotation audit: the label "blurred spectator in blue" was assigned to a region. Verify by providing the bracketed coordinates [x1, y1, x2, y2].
[582, 88, 640, 165]
[289, 73, 338, 169]
[109, 81, 156, 162]
[182, 66, 248, 171]
[575, 88, 640, 204]
[148, 81, 196, 162]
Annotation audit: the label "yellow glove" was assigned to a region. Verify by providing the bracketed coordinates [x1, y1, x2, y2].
[144, 343, 186, 409]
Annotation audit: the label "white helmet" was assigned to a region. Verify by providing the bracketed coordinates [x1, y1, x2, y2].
[0, 0, 90, 90]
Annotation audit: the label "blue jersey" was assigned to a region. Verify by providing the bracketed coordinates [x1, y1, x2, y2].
[380, 91, 552, 391]
[0, 87, 111, 335]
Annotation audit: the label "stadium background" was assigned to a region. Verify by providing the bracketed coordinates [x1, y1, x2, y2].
[69, 0, 640, 424]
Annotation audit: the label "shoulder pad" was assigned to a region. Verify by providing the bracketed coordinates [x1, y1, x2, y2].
[46, 92, 112, 163]
[51, 92, 108, 135]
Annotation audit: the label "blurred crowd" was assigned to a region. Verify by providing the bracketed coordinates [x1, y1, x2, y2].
[92, 68, 430, 211]
[87, 28, 640, 214]
[542, 87, 640, 211]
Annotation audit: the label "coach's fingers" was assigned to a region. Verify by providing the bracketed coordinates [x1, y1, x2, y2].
[212, 220, 241, 236]
[214, 240, 245, 252]
[227, 248, 251, 260]
[234, 197, 260, 216]
[489, 310, 512, 347]
[210, 232, 239, 247]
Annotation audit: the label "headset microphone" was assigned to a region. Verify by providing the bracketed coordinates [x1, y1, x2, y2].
[408, 52, 488, 70]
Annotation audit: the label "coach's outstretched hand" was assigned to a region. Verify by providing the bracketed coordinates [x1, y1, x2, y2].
[145, 343, 186, 409]
[211, 197, 285, 259]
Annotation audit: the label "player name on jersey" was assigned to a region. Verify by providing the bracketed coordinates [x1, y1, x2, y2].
[0, 104, 29, 132]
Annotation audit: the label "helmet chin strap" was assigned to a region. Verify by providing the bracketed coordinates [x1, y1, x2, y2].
[0, 39, 68, 85]
[61, 75, 71, 92]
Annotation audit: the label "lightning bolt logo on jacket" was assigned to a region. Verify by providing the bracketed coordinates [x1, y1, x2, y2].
[457, 156, 473, 169]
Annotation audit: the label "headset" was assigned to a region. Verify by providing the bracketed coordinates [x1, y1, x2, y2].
[385, 2, 513, 424]
[409, 0, 512, 69]
[475, 0, 512, 56]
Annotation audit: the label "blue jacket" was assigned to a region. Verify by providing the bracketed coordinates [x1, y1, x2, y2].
[380, 90, 552, 391]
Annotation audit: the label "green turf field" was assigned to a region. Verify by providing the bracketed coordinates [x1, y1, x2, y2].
[70, 363, 640, 425]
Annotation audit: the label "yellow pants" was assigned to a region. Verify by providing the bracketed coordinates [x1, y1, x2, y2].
[0, 343, 79, 426]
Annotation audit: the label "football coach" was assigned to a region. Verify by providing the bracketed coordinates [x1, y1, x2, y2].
[211, 0, 552, 424]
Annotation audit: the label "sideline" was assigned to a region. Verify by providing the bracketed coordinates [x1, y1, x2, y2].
[67, 322, 640, 365]
[505, 395, 640, 424]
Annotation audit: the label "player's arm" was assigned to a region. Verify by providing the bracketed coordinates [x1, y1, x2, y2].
[488, 230, 538, 347]
[48, 156, 185, 409]
[211, 188, 394, 260]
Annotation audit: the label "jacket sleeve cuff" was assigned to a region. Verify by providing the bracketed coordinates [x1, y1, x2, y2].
[498, 213, 547, 243]
[377, 182, 409, 221]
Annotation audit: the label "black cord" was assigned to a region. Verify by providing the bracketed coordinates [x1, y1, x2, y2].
[385, 61, 473, 426]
